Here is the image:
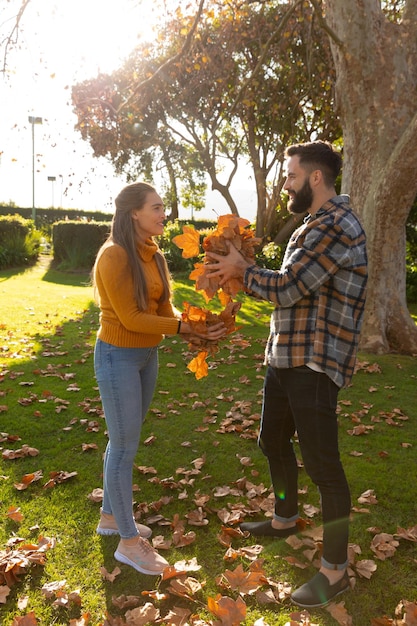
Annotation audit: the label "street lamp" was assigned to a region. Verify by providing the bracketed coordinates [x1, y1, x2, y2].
[47, 176, 56, 208]
[28, 115, 43, 224]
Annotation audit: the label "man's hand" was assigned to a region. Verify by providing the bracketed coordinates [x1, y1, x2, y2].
[205, 242, 252, 286]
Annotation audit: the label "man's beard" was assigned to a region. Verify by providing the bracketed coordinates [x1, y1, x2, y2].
[287, 178, 313, 214]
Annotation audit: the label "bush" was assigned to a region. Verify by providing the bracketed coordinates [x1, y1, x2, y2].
[157, 220, 200, 274]
[52, 221, 110, 270]
[0, 214, 42, 269]
[255, 240, 284, 270]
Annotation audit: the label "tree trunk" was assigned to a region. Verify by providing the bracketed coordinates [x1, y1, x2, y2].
[322, 0, 417, 353]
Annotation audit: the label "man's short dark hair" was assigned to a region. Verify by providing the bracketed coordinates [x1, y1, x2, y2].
[284, 140, 342, 187]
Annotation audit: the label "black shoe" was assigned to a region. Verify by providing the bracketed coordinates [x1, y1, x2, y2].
[239, 520, 298, 538]
[291, 571, 350, 608]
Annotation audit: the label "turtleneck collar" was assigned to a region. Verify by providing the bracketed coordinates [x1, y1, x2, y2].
[136, 237, 158, 262]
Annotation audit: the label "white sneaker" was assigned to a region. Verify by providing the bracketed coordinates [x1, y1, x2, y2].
[114, 537, 169, 575]
[96, 509, 152, 539]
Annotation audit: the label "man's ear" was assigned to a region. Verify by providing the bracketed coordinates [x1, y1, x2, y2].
[310, 169, 322, 187]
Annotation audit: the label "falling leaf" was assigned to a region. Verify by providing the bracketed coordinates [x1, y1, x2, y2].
[187, 350, 209, 380]
[6, 506, 24, 522]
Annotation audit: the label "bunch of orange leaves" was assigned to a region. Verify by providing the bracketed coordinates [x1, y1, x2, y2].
[173, 215, 260, 379]
[173, 214, 261, 302]
[181, 301, 241, 379]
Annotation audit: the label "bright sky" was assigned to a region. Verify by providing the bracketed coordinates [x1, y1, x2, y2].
[0, 0, 256, 220]
[0, 0, 161, 213]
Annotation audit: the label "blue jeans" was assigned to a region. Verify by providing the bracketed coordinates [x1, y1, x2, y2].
[94, 339, 158, 539]
[258, 365, 350, 569]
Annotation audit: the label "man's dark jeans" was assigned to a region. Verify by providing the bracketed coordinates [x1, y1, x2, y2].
[258, 365, 350, 568]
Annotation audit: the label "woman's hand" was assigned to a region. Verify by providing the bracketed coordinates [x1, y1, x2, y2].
[204, 242, 251, 285]
[179, 320, 227, 341]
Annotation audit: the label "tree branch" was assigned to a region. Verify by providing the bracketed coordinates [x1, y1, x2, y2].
[309, 0, 344, 47]
[1, 0, 31, 73]
[227, 0, 305, 116]
[118, 0, 205, 112]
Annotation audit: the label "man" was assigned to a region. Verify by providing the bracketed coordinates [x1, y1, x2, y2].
[206, 140, 367, 608]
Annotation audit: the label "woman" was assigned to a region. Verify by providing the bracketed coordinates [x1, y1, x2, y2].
[93, 182, 225, 576]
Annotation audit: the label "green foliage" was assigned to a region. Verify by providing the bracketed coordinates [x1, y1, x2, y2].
[0, 206, 113, 237]
[0, 214, 42, 269]
[52, 220, 110, 270]
[255, 240, 285, 270]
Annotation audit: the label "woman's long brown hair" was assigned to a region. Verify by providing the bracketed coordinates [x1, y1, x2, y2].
[95, 182, 172, 310]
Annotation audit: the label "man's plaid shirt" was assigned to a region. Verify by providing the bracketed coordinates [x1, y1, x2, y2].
[244, 195, 368, 388]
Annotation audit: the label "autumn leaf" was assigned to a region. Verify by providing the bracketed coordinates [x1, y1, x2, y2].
[370, 533, 399, 560]
[207, 593, 247, 625]
[395, 524, 417, 542]
[0, 584, 11, 604]
[325, 601, 353, 626]
[181, 301, 242, 379]
[172, 225, 201, 258]
[187, 351, 209, 380]
[6, 506, 24, 522]
[10, 611, 38, 625]
[14, 470, 43, 491]
[100, 566, 121, 582]
[220, 561, 267, 595]
[124, 602, 160, 625]
[354, 559, 377, 579]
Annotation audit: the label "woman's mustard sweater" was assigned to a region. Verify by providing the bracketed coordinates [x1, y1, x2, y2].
[94, 239, 179, 348]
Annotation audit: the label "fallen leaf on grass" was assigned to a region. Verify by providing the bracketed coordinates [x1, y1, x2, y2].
[0, 536, 55, 588]
[10, 611, 38, 625]
[125, 602, 160, 625]
[394, 599, 417, 624]
[6, 506, 24, 522]
[325, 601, 352, 626]
[370, 533, 399, 560]
[43, 470, 78, 488]
[69, 614, 90, 626]
[2, 445, 39, 460]
[0, 584, 11, 603]
[100, 566, 121, 582]
[207, 593, 247, 625]
[161, 606, 192, 625]
[112, 594, 142, 609]
[358, 489, 378, 505]
[354, 559, 377, 579]
[218, 560, 267, 595]
[395, 525, 417, 542]
[167, 575, 204, 600]
[14, 470, 43, 490]
[286, 610, 319, 625]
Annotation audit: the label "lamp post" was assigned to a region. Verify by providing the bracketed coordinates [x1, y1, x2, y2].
[28, 115, 43, 224]
[47, 176, 56, 208]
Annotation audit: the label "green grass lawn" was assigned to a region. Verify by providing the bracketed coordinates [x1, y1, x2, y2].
[0, 258, 416, 626]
